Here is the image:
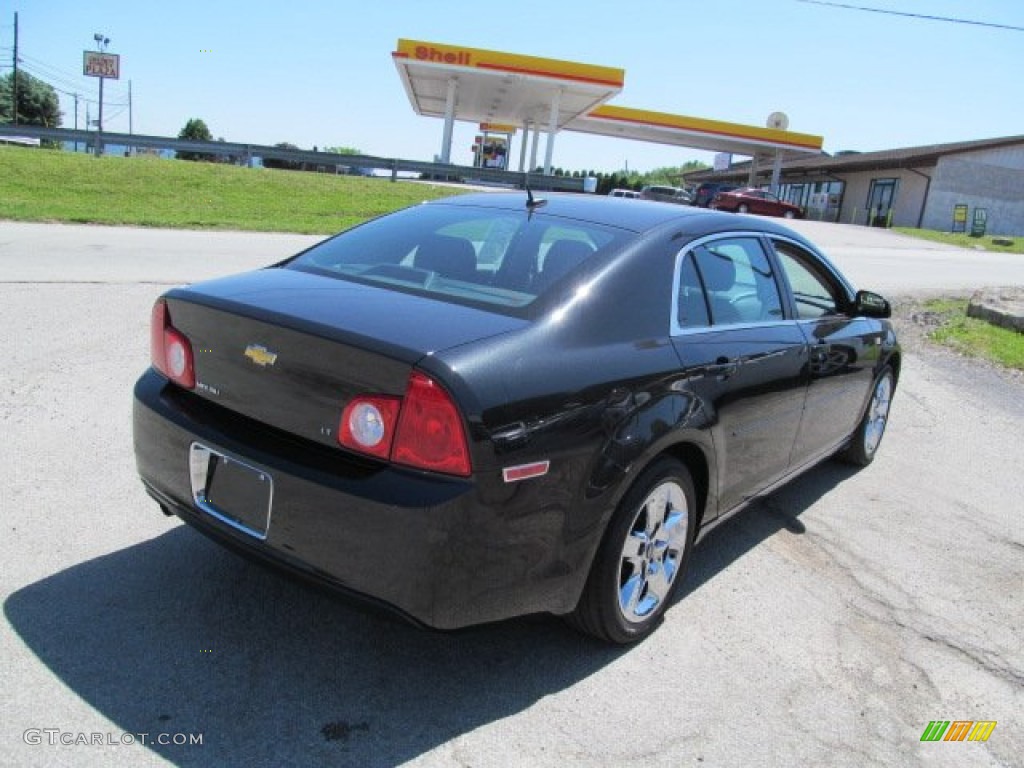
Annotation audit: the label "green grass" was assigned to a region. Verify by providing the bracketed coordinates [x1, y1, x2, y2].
[0, 145, 461, 234]
[893, 227, 1024, 254]
[922, 298, 1024, 370]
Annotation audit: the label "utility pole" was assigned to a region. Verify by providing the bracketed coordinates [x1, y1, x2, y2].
[74, 94, 80, 152]
[12, 13, 18, 124]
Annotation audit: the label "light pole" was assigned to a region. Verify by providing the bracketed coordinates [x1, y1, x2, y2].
[93, 33, 109, 154]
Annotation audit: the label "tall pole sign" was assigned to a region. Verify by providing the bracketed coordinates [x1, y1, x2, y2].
[83, 41, 118, 156]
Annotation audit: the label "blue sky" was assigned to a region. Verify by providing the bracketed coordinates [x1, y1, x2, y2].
[3, 0, 1023, 172]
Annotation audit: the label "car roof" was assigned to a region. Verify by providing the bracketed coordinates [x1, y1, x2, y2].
[425, 191, 802, 239]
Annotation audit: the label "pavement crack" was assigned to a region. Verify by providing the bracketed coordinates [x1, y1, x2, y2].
[909, 625, 1024, 689]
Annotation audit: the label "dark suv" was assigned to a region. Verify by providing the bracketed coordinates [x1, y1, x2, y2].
[692, 182, 739, 208]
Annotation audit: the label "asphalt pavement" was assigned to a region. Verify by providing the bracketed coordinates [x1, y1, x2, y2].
[1, 218, 1021, 768]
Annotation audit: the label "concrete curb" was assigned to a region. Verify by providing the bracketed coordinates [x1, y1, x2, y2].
[968, 288, 1024, 333]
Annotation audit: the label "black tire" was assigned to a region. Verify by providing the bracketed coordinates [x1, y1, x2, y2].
[840, 366, 895, 466]
[737, 203, 750, 214]
[567, 458, 698, 644]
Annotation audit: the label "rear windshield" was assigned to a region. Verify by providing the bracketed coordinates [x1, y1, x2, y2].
[285, 202, 629, 313]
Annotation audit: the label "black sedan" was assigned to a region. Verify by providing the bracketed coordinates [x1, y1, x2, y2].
[134, 192, 899, 644]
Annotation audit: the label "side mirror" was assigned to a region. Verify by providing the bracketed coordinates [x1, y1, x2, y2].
[854, 290, 891, 319]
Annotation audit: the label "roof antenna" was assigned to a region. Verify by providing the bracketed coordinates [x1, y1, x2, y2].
[525, 184, 547, 212]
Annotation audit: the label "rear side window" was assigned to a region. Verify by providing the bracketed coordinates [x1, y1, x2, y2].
[287, 203, 627, 313]
[689, 237, 783, 325]
[676, 252, 711, 328]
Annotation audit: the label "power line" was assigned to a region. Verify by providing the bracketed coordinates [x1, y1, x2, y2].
[18, 59, 91, 93]
[5, 50, 128, 99]
[18, 52, 129, 99]
[104, 105, 129, 122]
[4, 43, 135, 133]
[796, 0, 1024, 32]
[18, 63, 128, 106]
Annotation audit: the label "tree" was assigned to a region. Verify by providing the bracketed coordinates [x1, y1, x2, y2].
[0, 71, 62, 129]
[643, 161, 710, 187]
[177, 118, 214, 161]
[323, 146, 361, 155]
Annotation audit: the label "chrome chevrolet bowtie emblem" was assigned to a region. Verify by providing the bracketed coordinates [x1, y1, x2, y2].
[244, 344, 278, 367]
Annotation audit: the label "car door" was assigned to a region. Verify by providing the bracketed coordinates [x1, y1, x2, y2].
[761, 192, 784, 216]
[745, 191, 768, 215]
[768, 236, 883, 467]
[670, 234, 810, 518]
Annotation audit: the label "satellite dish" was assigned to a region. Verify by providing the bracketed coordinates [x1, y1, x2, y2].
[766, 111, 790, 130]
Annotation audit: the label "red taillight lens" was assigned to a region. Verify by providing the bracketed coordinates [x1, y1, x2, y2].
[150, 299, 195, 389]
[392, 373, 471, 476]
[338, 396, 401, 459]
[337, 372, 471, 477]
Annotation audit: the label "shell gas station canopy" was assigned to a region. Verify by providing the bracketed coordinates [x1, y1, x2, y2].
[392, 38, 824, 177]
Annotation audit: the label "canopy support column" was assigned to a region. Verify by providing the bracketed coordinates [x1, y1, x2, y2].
[439, 78, 458, 164]
[770, 149, 783, 193]
[543, 90, 561, 175]
[518, 119, 529, 172]
[529, 121, 540, 173]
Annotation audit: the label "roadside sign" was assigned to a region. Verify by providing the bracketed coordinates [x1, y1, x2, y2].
[952, 203, 968, 233]
[970, 208, 988, 238]
[83, 51, 120, 79]
[479, 123, 517, 135]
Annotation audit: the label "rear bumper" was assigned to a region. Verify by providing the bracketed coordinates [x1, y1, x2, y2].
[132, 370, 584, 629]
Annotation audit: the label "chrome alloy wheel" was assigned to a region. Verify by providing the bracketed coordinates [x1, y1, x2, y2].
[617, 480, 689, 623]
[864, 371, 893, 457]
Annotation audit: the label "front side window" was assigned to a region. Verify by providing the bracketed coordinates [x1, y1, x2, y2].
[687, 237, 784, 326]
[771, 240, 844, 319]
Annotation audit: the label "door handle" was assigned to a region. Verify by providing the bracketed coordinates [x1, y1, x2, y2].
[709, 356, 740, 380]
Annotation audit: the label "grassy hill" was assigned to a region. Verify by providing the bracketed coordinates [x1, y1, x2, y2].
[0, 145, 461, 234]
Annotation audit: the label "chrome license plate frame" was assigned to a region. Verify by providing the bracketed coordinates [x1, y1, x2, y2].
[189, 443, 273, 540]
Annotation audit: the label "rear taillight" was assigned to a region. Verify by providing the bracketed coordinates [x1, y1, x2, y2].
[150, 299, 196, 389]
[392, 373, 471, 476]
[339, 396, 401, 460]
[338, 372, 471, 477]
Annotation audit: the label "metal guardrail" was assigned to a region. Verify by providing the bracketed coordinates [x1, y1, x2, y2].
[0, 124, 586, 192]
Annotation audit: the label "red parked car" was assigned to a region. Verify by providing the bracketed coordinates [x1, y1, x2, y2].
[711, 187, 803, 219]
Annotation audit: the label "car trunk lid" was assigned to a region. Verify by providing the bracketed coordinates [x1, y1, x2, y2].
[161, 267, 527, 450]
